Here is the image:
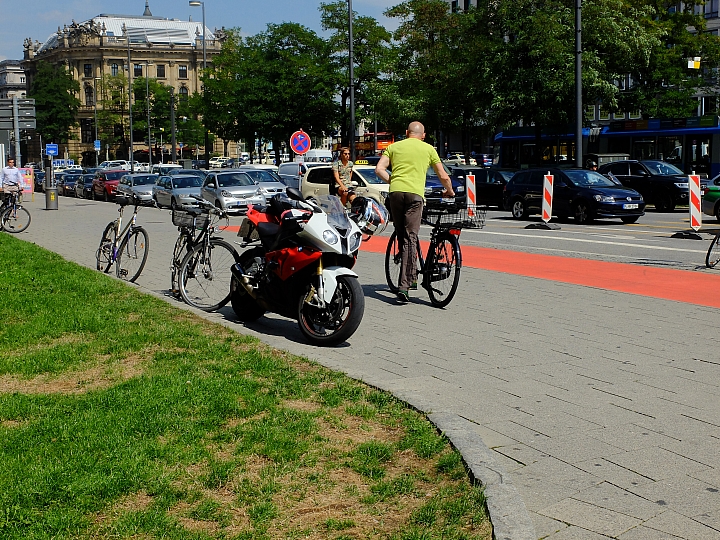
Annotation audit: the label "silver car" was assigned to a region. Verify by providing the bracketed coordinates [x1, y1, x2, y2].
[116, 173, 158, 205]
[201, 171, 265, 214]
[153, 174, 203, 209]
[236, 166, 287, 198]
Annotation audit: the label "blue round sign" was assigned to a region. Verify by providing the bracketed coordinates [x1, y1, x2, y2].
[290, 130, 311, 155]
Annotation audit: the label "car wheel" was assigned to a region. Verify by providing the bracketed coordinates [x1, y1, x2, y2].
[654, 192, 675, 212]
[510, 199, 527, 219]
[574, 201, 593, 224]
[92, 189, 97, 201]
[621, 216, 639, 224]
[714, 203, 720, 223]
[104, 189, 109, 202]
[171, 198, 178, 210]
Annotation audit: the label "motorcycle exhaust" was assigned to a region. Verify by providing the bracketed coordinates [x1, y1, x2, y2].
[230, 263, 258, 299]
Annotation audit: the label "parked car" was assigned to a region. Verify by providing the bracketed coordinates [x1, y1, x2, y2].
[91, 169, 126, 201]
[82, 167, 101, 175]
[236, 165, 287, 197]
[153, 174, 203, 209]
[99, 160, 129, 170]
[34, 170, 46, 192]
[209, 156, 230, 168]
[701, 172, 720, 221]
[116, 173, 158, 205]
[424, 164, 466, 207]
[598, 160, 702, 212]
[301, 165, 389, 206]
[191, 159, 207, 170]
[278, 162, 325, 189]
[201, 170, 264, 214]
[166, 168, 207, 178]
[446, 165, 515, 207]
[151, 163, 183, 175]
[74, 174, 95, 199]
[58, 173, 82, 196]
[503, 167, 646, 224]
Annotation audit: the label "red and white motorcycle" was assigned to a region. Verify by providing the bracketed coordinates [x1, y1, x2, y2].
[230, 188, 387, 346]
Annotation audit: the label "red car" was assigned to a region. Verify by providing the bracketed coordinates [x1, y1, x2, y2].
[92, 169, 125, 201]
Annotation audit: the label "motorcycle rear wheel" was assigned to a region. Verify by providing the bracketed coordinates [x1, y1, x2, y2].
[297, 275, 364, 346]
[230, 248, 266, 322]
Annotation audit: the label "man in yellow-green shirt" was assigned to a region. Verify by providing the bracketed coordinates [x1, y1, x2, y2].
[375, 121, 454, 303]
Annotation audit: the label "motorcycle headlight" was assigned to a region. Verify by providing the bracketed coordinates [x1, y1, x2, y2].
[594, 194, 615, 202]
[675, 182, 689, 189]
[221, 190, 233, 197]
[323, 230, 339, 245]
[349, 231, 362, 252]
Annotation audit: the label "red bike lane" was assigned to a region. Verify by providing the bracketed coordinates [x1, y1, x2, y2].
[359, 235, 720, 309]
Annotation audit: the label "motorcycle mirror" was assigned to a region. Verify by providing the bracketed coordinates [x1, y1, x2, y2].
[286, 187, 305, 201]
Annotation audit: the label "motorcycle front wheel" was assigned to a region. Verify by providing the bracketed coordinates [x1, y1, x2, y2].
[297, 275, 365, 346]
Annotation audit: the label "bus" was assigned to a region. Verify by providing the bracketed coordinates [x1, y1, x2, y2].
[363, 132, 394, 153]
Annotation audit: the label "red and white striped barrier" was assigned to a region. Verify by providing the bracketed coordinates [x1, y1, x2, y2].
[689, 174, 702, 231]
[542, 172, 554, 223]
[466, 173, 477, 217]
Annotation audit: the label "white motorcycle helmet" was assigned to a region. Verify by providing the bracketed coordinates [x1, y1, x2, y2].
[350, 197, 389, 236]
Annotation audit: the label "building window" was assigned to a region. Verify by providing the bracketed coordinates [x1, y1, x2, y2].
[707, 0, 719, 18]
[85, 86, 94, 106]
[157, 64, 165, 78]
[111, 63, 119, 77]
[179, 86, 189, 102]
[20, 77, 25, 84]
[134, 64, 143, 77]
[84, 63, 92, 77]
[178, 65, 188, 79]
[81, 118, 94, 144]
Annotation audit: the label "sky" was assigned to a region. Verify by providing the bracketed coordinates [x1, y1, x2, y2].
[0, 0, 400, 61]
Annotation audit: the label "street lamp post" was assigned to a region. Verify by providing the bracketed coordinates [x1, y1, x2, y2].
[145, 61, 153, 170]
[348, 0, 356, 162]
[159, 127, 164, 164]
[94, 77, 101, 167]
[123, 23, 135, 173]
[189, 0, 209, 169]
[575, 0, 582, 168]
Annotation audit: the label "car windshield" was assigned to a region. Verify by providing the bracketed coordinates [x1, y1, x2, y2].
[356, 169, 385, 184]
[642, 161, 684, 176]
[64, 175, 81, 181]
[497, 170, 515, 182]
[104, 171, 125, 180]
[216, 173, 253, 187]
[565, 170, 619, 187]
[243, 170, 282, 183]
[132, 175, 156, 186]
[173, 176, 203, 188]
[426, 164, 452, 178]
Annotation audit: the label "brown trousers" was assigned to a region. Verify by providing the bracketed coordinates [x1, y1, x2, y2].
[388, 191, 424, 291]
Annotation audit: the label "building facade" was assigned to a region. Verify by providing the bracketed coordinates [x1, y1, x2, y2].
[21, 2, 226, 164]
[0, 60, 27, 100]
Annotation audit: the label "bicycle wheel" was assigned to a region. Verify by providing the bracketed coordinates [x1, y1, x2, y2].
[171, 233, 191, 295]
[706, 234, 720, 268]
[426, 233, 462, 308]
[179, 238, 239, 311]
[0, 205, 31, 233]
[384, 231, 422, 294]
[116, 227, 149, 282]
[96, 222, 115, 273]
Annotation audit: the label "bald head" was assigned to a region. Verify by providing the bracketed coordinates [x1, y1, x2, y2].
[407, 121, 425, 139]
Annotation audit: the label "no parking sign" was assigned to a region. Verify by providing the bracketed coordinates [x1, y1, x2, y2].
[289, 130, 311, 155]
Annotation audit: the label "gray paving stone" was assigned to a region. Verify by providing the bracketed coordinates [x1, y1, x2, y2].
[607, 447, 710, 483]
[617, 525, 684, 539]
[628, 474, 720, 519]
[539, 498, 641, 537]
[640, 509, 720, 539]
[572, 482, 665, 521]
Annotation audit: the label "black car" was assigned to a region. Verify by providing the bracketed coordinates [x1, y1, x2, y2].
[191, 159, 207, 170]
[447, 165, 515, 208]
[58, 173, 82, 196]
[74, 174, 95, 199]
[597, 160, 699, 212]
[34, 171, 46, 192]
[503, 168, 645, 224]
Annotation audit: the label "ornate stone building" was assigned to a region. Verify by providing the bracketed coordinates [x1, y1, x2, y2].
[21, 1, 226, 164]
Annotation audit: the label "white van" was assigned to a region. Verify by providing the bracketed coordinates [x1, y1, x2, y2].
[303, 149, 332, 163]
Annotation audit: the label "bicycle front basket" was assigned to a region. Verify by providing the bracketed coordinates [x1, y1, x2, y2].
[172, 209, 209, 230]
[437, 205, 487, 230]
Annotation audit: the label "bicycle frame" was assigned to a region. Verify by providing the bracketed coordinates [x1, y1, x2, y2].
[109, 204, 140, 263]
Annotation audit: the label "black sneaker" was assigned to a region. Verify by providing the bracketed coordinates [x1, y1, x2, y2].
[397, 290, 410, 303]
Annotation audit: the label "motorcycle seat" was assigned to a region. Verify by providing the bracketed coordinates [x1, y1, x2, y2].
[257, 221, 281, 250]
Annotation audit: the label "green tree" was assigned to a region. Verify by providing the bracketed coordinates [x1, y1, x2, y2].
[29, 60, 80, 144]
[95, 74, 128, 157]
[320, 1, 392, 147]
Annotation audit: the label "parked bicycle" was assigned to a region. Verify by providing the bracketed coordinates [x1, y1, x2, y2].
[706, 232, 720, 268]
[385, 202, 486, 307]
[0, 190, 31, 233]
[171, 196, 239, 311]
[95, 195, 149, 282]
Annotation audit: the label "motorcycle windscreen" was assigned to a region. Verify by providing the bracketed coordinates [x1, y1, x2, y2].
[317, 195, 353, 232]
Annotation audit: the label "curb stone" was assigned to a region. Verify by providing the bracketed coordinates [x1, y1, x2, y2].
[428, 412, 536, 540]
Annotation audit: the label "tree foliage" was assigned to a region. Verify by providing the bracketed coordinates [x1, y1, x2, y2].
[29, 60, 80, 144]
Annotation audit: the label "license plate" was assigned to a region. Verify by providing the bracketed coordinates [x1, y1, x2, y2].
[623, 203, 638, 209]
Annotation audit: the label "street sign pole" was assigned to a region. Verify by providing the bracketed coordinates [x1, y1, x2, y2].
[13, 96, 21, 164]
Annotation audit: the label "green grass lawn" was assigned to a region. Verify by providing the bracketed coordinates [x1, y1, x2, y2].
[0, 234, 491, 540]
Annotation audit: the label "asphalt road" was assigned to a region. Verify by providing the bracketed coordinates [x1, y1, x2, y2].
[12, 193, 720, 539]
